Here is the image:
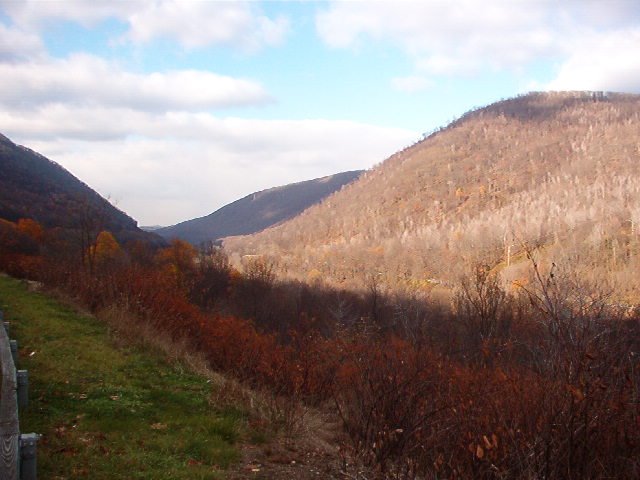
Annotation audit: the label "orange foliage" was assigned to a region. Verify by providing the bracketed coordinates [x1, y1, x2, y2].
[0, 219, 638, 479]
[16, 218, 44, 242]
[156, 239, 197, 290]
[0, 218, 43, 277]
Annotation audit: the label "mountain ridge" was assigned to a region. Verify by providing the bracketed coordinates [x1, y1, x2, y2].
[157, 170, 363, 245]
[0, 133, 163, 246]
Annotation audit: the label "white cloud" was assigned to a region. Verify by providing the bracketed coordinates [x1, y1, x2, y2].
[1, 0, 289, 51]
[0, 54, 270, 112]
[0, 2, 413, 226]
[0, 23, 44, 62]
[316, 0, 640, 79]
[546, 29, 640, 93]
[0, 0, 139, 27]
[316, 1, 558, 75]
[125, 1, 289, 51]
[6, 110, 417, 225]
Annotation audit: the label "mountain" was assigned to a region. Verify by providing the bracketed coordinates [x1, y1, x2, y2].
[156, 170, 363, 245]
[0, 133, 163, 246]
[224, 92, 640, 300]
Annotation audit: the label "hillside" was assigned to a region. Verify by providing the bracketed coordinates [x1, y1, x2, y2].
[156, 170, 363, 245]
[225, 92, 640, 298]
[0, 133, 162, 246]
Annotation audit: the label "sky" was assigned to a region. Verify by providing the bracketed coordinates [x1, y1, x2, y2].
[1, 1, 640, 226]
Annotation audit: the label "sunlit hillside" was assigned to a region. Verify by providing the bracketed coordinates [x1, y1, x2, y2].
[225, 92, 640, 299]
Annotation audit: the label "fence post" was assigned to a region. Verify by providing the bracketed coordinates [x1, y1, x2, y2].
[0, 315, 19, 480]
[19, 433, 40, 480]
[17, 370, 29, 410]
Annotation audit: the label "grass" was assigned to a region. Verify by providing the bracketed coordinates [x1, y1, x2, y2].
[0, 275, 243, 479]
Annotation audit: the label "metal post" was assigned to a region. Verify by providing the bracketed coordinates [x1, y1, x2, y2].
[17, 371, 28, 409]
[10, 339, 18, 366]
[19, 433, 40, 480]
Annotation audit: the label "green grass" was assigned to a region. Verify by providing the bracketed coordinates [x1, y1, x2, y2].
[0, 275, 242, 479]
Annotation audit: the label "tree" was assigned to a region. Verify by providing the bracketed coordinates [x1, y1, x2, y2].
[0, 219, 40, 255]
[453, 263, 511, 359]
[16, 218, 44, 242]
[77, 195, 108, 272]
[190, 242, 232, 311]
[156, 239, 197, 291]
[92, 230, 124, 270]
[236, 256, 276, 320]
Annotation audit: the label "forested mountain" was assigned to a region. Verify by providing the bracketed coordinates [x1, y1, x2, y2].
[225, 92, 640, 300]
[3, 98, 639, 480]
[156, 170, 363, 245]
[0, 133, 162, 246]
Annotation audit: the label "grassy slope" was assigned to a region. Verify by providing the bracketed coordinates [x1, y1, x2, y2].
[0, 274, 242, 479]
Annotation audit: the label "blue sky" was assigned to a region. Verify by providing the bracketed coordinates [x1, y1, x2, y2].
[1, 1, 639, 226]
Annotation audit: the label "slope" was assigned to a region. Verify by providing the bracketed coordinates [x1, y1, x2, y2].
[0, 133, 162, 246]
[224, 92, 640, 297]
[156, 170, 363, 245]
[0, 274, 242, 479]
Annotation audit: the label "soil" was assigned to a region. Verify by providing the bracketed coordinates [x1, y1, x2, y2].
[229, 410, 373, 480]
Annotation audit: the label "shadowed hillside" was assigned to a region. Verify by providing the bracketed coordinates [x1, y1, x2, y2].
[0, 133, 162, 246]
[225, 92, 640, 299]
[157, 170, 363, 245]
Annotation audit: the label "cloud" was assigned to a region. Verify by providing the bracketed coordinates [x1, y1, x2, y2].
[0, 23, 44, 62]
[316, 0, 640, 78]
[0, 2, 412, 226]
[125, 1, 289, 51]
[0, 54, 270, 112]
[546, 29, 640, 93]
[316, 1, 558, 75]
[1, 0, 289, 51]
[0, 0, 139, 27]
[7, 111, 417, 225]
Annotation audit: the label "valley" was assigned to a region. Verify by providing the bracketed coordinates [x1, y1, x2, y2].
[1, 92, 639, 479]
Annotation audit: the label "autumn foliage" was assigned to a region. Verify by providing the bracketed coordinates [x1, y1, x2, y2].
[226, 92, 640, 300]
[1, 219, 638, 479]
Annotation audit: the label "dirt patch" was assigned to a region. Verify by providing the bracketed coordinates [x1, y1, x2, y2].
[229, 410, 373, 480]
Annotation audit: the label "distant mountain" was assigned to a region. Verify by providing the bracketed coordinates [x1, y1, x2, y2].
[225, 92, 640, 300]
[156, 170, 363, 245]
[0, 133, 163, 246]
